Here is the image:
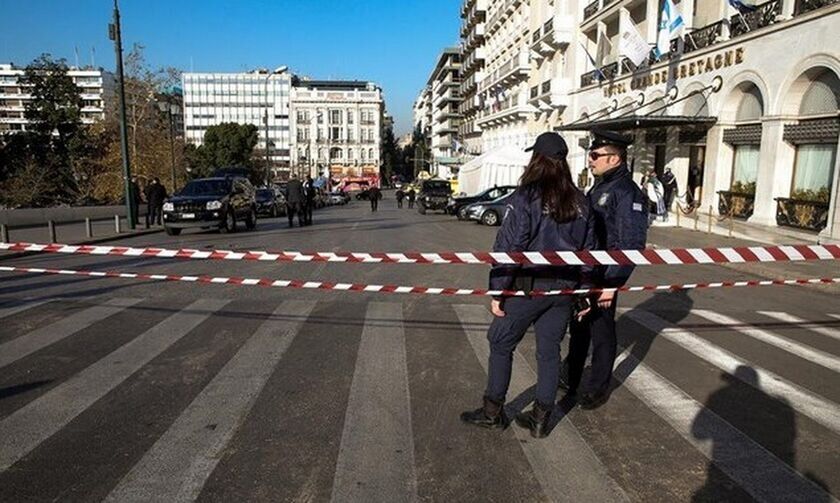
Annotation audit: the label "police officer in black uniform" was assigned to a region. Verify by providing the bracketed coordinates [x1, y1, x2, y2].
[461, 132, 597, 438]
[562, 129, 648, 410]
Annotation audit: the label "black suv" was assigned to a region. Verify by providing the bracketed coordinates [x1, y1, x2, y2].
[446, 185, 517, 220]
[417, 179, 453, 214]
[163, 176, 257, 236]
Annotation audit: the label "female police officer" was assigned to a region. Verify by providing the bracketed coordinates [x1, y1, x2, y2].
[460, 132, 596, 438]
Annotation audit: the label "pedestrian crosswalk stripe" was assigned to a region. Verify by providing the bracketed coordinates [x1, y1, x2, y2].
[756, 311, 840, 342]
[693, 309, 840, 374]
[453, 304, 630, 503]
[0, 298, 229, 472]
[104, 300, 316, 503]
[331, 302, 418, 503]
[613, 346, 834, 502]
[0, 299, 49, 321]
[0, 297, 141, 369]
[621, 308, 840, 436]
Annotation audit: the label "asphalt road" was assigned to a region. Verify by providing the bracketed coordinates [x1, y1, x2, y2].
[1, 194, 838, 502]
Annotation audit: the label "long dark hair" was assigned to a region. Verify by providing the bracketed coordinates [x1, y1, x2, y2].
[520, 153, 581, 223]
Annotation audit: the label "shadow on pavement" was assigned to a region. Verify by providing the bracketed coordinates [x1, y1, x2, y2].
[0, 380, 53, 400]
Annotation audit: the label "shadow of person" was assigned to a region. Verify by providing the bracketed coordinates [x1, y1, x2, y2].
[607, 288, 694, 394]
[690, 365, 821, 502]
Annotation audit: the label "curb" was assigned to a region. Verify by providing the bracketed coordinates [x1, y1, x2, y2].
[0, 227, 163, 262]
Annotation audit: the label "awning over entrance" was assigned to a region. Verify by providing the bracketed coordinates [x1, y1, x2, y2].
[555, 115, 717, 131]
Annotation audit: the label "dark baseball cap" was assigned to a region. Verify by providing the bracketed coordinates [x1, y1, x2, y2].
[525, 132, 568, 159]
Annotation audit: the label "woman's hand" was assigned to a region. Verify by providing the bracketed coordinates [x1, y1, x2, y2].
[491, 299, 505, 317]
[597, 290, 615, 309]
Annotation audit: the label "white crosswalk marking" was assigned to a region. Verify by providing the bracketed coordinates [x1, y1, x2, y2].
[0, 299, 49, 320]
[0, 298, 229, 472]
[331, 302, 418, 503]
[621, 308, 840, 435]
[758, 311, 840, 342]
[0, 297, 141, 369]
[453, 304, 629, 503]
[104, 300, 316, 503]
[693, 309, 840, 373]
[612, 347, 835, 502]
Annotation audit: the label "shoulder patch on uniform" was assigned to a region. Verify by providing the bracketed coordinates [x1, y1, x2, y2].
[633, 202, 644, 211]
[597, 193, 609, 206]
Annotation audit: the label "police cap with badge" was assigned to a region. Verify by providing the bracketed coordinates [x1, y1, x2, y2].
[588, 129, 633, 150]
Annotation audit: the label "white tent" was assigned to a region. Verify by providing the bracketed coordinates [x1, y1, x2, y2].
[457, 144, 531, 196]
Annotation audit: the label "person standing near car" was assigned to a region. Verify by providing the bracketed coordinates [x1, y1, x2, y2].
[284, 174, 306, 227]
[145, 177, 167, 227]
[395, 187, 405, 208]
[303, 176, 315, 225]
[407, 188, 416, 209]
[460, 132, 596, 438]
[368, 185, 382, 212]
[561, 130, 648, 410]
[129, 177, 142, 227]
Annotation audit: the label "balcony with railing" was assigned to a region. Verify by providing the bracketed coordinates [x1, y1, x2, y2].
[729, 0, 783, 38]
[487, 0, 522, 35]
[683, 20, 725, 55]
[464, 22, 486, 50]
[583, 0, 599, 21]
[480, 51, 531, 92]
[797, 0, 839, 14]
[529, 77, 571, 111]
[476, 90, 532, 126]
[530, 16, 574, 58]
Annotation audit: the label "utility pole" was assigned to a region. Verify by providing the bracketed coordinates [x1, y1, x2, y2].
[109, 0, 134, 229]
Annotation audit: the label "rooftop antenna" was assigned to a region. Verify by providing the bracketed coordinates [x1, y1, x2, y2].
[91, 46, 96, 68]
[74, 46, 80, 68]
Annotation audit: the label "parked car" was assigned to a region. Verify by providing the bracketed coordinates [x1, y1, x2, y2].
[447, 185, 517, 220]
[163, 176, 257, 235]
[417, 179, 453, 214]
[255, 188, 285, 217]
[465, 192, 513, 226]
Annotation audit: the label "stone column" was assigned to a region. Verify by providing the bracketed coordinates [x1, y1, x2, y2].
[701, 124, 731, 211]
[780, 0, 797, 20]
[666, 126, 690, 198]
[748, 118, 796, 227]
[818, 134, 840, 243]
[645, 0, 659, 43]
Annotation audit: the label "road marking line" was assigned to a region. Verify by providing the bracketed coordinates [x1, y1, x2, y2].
[613, 347, 835, 502]
[0, 298, 229, 472]
[453, 304, 629, 503]
[621, 308, 840, 435]
[0, 299, 49, 320]
[693, 309, 840, 373]
[104, 300, 316, 503]
[0, 297, 142, 369]
[757, 311, 840, 343]
[330, 302, 418, 503]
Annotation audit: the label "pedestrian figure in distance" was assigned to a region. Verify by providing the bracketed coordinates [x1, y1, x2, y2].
[395, 188, 404, 208]
[461, 132, 597, 439]
[407, 188, 416, 209]
[303, 176, 315, 225]
[145, 177, 167, 227]
[130, 177, 142, 227]
[284, 174, 306, 228]
[560, 130, 649, 410]
[368, 185, 382, 212]
[661, 168, 678, 213]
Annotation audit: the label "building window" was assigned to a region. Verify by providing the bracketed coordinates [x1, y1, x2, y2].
[317, 110, 324, 124]
[361, 149, 366, 160]
[330, 127, 341, 140]
[368, 148, 374, 159]
[347, 110, 354, 124]
[348, 128, 355, 141]
[348, 149, 354, 160]
[329, 110, 342, 124]
[731, 145, 760, 192]
[330, 147, 342, 160]
[792, 144, 836, 201]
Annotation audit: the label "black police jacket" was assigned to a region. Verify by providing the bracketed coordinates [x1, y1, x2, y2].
[489, 185, 597, 295]
[588, 164, 649, 287]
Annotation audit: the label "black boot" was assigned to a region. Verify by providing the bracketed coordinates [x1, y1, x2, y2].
[460, 396, 508, 429]
[578, 390, 609, 410]
[514, 401, 553, 438]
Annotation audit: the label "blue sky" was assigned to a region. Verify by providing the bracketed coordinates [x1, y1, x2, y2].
[1, 0, 462, 136]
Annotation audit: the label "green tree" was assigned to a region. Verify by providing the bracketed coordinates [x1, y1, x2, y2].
[380, 125, 398, 182]
[185, 123, 260, 181]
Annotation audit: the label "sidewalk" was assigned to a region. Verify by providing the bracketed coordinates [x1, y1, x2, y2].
[659, 209, 826, 245]
[0, 217, 162, 260]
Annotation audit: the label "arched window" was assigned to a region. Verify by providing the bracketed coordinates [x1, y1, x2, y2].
[368, 148, 375, 159]
[683, 92, 710, 117]
[800, 71, 840, 116]
[318, 148, 326, 160]
[347, 148, 354, 160]
[330, 147, 342, 160]
[736, 85, 764, 122]
[360, 149, 367, 160]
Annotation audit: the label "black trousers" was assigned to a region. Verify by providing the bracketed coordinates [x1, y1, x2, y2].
[566, 295, 618, 395]
[146, 204, 162, 226]
[303, 202, 313, 225]
[287, 203, 304, 227]
[370, 198, 379, 211]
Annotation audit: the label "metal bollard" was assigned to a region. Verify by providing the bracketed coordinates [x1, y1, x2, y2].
[48, 220, 57, 243]
[693, 208, 699, 231]
[728, 211, 734, 238]
[707, 205, 713, 234]
[114, 215, 121, 234]
[676, 208, 680, 228]
[1, 224, 8, 243]
[85, 217, 93, 238]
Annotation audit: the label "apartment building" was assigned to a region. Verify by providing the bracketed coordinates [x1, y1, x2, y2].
[290, 79, 384, 182]
[560, 0, 840, 241]
[0, 63, 115, 134]
[426, 47, 463, 178]
[412, 85, 433, 138]
[459, 0, 488, 156]
[182, 69, 293, 178]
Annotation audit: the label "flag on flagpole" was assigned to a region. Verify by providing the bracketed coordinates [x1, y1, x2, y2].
[654, 0, 684, 59]
[579, 41, 606, 81]
[728, 0, 757, 13]
[619, 22, 651, 67]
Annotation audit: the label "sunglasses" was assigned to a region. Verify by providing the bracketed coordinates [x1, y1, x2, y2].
[588, 150, 614, 160]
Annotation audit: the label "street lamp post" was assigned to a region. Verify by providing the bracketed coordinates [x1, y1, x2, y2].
[263, 66, 286, 185]
[108, 0, 134, 229]
[157, 99, 177, 192]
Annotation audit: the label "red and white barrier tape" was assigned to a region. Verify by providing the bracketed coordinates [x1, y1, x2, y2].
[1, 264, 837, 297]
[2, 241, 839, 266]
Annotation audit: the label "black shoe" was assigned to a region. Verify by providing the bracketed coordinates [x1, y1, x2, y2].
[460, 397, 508, 429]
[578, 391, 609, 410]
[514, 401, 553, 438]
[557, 372, 572, 392]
